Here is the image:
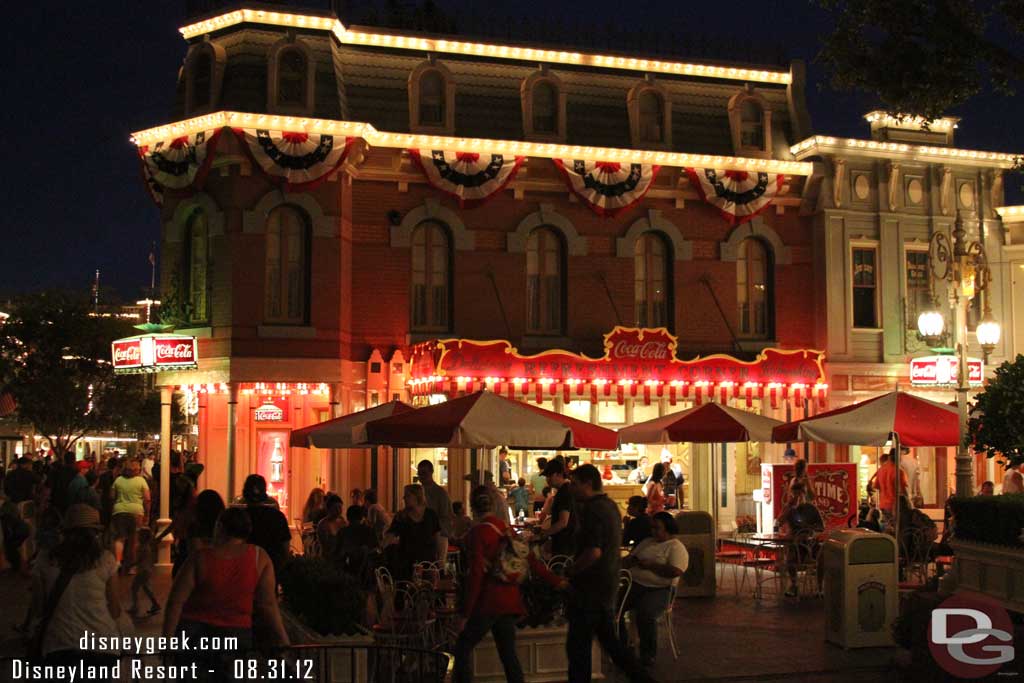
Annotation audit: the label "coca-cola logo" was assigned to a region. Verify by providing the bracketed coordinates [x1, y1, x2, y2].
[112, 343, 141, 365]
[155, 341, 195, 363]
[612, 340, 670, 360]
[254, 404, 284, 422]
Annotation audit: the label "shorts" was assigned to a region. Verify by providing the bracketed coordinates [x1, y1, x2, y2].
[110, 513, 137, 540]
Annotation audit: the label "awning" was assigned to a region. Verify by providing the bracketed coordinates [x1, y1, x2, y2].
[358, 390, 618, 450]
[289, 400, 414, 448]
[618, 402, 782, 445]
[771, 391, 960, 447]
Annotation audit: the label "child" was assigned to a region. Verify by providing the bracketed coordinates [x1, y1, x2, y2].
[129, 527, 161, 616]
[451, 501, 472, 542]
[510, 478, 531, 518]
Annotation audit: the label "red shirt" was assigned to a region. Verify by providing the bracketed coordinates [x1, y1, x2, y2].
[875, 463, 908, 511]
[463, 516, 559, 618]
[181, 545, 261, 628]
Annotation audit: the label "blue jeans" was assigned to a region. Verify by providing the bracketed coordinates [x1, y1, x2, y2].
[453, 613, 523, 683]
[566, 599, 653, 683]
[618, 584, 671, 662]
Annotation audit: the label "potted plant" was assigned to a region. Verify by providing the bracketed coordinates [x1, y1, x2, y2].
[278, 556, 373, 682]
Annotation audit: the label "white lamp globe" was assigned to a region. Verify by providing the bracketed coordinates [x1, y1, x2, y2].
[917, 309, 945, 339]
[976, 313, 1001, 348]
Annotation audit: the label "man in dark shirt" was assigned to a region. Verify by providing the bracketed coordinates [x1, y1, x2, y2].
[47, 453, 79, 514]
[565, 465, 653, 683]
[3, 458, 38, 503]
[240, 474, 292, 574]
[97, 457, 122, 526]
[537, 457, 576, 557]
[623, 496, 653, 547]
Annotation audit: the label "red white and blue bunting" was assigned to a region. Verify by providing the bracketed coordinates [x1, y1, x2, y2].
[685, 168, 785, 225]
[236, 129, 355, 191]
[409, 150, 524, 208]
[552, 159, 660, 217]
[138, 128, 224, 205]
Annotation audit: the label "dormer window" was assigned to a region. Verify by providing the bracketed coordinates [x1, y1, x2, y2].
[185, 42, 224, 114]
[728, 87, 773, 158]
[267, 39, 315, 115]
[409, 61, 456, 134]
[419, 71, 445, 126]
[191, 52, 212, 109]
[628, 81, 672, 149]
[277, 49, 307, 107]
[521, 70, 567, 142]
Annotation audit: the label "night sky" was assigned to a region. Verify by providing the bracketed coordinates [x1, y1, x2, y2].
[3, 1, 1021, 300]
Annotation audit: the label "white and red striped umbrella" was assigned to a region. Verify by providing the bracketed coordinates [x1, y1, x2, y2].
[358, 390, 618, 450]
[618, 402, 782, 444]
[772, 391, 960, 447]
[289, 400, 414, 449]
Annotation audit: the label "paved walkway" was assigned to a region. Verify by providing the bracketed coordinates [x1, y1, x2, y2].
[0, 567, 898, 682]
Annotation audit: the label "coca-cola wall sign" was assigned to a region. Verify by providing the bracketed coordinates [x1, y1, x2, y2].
[909, 355, 983, 387]
[112, 334, 198, 374]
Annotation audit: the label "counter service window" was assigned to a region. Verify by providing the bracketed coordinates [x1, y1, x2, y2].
[186, 209, 209, 324]
[277, 48, 308, 108]
[411, 221, 451, 332]
[265, 206, 310, 325]
[635, 232, 672, 328]
[852, 247, 879, 329]
[526, 227, 565, 335]
[737, 238, 772, 338]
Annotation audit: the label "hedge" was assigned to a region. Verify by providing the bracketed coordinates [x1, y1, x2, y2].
[949, 493, 1024, 548]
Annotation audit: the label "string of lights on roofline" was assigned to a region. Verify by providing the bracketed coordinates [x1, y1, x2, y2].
[791, 135, 1020, 169]
[408, 376, 829, 398]
[178, 8, 793, 85]
[130, 110, 814, 175]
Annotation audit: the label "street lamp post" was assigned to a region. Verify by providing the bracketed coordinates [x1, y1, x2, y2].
[917, 210, 1000, 498]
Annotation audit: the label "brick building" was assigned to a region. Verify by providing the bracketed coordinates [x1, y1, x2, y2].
[134, 4, 1019, 526]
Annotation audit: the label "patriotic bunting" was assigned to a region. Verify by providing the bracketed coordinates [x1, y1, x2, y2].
[236, 129, 355, 191]
[552, 159, 660, 217]
[408, 150, 524, 208]
[685, 168, 784, 225]
[138, 128, 224, 205]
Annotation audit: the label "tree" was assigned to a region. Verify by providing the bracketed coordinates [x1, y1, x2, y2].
[817, 0, 1023, 123]
[969, 354, 1024, 470]
[0, 291, 157, 457]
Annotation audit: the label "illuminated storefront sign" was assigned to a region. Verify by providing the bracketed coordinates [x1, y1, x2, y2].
[112, 334, 198, 374]
[409, 326, 827, 406]
[255, 403, 285, 422]
[909, 355, 983, 387]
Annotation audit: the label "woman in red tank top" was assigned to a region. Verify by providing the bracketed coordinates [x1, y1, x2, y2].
[163, 506, 289, 676]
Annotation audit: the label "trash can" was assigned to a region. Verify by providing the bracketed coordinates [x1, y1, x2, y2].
[822, 529, 898, 648]
[674, 511, 715, 597]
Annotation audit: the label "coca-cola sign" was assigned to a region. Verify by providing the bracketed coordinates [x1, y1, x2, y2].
[254, 403, 285, 422]
[910, 355, 982, 387]
[112, 334, 198, 374]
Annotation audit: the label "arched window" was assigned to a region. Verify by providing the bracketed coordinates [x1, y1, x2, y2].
[736, 238, 773, 338]
[638, 90, 664, 143]
[411, 221, 451, 332]
[277, 48, 308, 108]
[635, 232, 672, 328]
[526, 227, 565, 335]
[532, 81, 558, 134]
[740, 99, 765, 149]
[265, 206, 309, 324]
[191, 51, 212, 110]
[418, 70, 446, 127]
[185, 210, 209, 323]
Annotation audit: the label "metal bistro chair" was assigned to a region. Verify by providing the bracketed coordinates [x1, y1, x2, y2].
[613, 569, 633, 639]
[619, 574, 680, 661]
[715, 542, 746, 595]
[899, 527, 932, 588]
[546, 554, 573, 576]
[740, 544, 782, 600]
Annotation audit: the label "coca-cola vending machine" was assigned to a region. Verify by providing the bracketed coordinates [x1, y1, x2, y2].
[758, 463, 858, 534]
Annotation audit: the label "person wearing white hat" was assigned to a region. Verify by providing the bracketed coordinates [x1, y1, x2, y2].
[30, 504, 123, 671]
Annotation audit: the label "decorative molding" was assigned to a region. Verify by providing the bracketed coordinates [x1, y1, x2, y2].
[615, 210, 693, 260]
[508, 203, 587, 255]
[266, 37, 316, 116]
[887, 161, 901, 212]
[939, 166, 954, 216]
[391, 197, 474, 250]
[243, 190, 334, 237]
[990, 171, 1004, 216]
[727, 85, 773, 159]
[832, 159, 846, 208]
[719, 217, 792, 265]
[165, 193, 225, 243]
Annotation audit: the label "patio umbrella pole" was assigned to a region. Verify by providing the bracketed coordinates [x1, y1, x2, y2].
[392, 446, 399, 511]
[893, 432, 901, 568]
[370, 446, 379, 493]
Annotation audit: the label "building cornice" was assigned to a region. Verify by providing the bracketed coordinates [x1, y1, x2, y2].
[179, 8, 792, 86]
[130, 110, 814, 176]
[996, 206, 1024, 224]
[791, 135, 1019, 170]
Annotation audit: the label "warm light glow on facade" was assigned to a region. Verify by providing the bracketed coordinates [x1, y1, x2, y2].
[996, 206, 1024, 221]
[790, 136, 1020, 169]
[863, 111, 958, 132]
[131, 111, 814, 175]
[179, 9, 792, 85]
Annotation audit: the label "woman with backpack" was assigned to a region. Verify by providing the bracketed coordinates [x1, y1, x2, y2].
[453, 486, 565, 683]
